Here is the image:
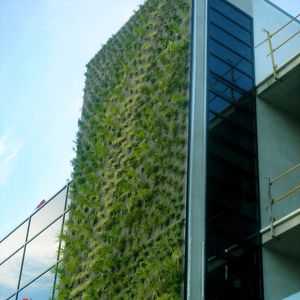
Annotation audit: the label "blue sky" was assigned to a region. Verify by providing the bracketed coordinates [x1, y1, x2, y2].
[270, 0, 299, 16]
[0, 0, 145, 238]
[0, 0, 299, 239]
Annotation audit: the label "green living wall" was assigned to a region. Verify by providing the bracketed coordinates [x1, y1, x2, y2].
[58, 0, 191, 298]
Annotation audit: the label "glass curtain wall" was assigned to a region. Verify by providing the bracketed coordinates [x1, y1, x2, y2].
[0, 183, 70, 300]
[205, 0, 263, 299]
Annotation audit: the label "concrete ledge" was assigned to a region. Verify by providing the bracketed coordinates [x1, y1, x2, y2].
[256, 53, 300, 117]
[260, 208, 300, 252]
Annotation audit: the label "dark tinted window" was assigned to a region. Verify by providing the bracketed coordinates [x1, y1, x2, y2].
[209, 0, 252, 31]
[206, 1, 262, 299]
[210, 24, 252, 60]
[210, 8, 252, 45]
[210, 54, 253, 91]
[209, 39, 253, 77]
[210, 76, 244, 101]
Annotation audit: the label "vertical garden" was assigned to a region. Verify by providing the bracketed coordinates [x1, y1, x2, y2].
[57, 0, 191, 298]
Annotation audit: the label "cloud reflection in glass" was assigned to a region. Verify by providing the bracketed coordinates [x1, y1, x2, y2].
[0, 185, 68, 299]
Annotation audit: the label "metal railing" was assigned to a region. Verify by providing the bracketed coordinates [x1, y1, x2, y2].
[256, 13, 300, 79]
[0, 181, 71, 300]
[267, 164, 300, 238]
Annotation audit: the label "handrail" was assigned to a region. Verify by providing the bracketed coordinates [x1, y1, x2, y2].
[255, 12, 300, 79]
[267, 163, 300, 238]
[271, 163, 300, 185]
[273, 184, 300, 205]
[256, 13, 300, 47]
[267, 29, 300, 56]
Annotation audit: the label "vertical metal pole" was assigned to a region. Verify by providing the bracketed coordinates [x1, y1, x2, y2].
[51, 183, 70, 299]
[267, 177, 275, 238]
[264, 29, 278, 80]
[186, 0, 208, 299]
[16, 217, 31, 300]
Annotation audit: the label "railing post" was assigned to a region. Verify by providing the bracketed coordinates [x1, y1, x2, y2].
[263, 29, 278, 80]
[267, 177, 275, 239]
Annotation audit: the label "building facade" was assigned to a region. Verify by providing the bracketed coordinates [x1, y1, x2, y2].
[188, 0, 299, 299]
[0, 0, 299, 299]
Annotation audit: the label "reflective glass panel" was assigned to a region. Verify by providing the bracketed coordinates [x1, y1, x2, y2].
[209, 39, 253, 77]
[20, 218, 62, 287]
[210, 8, 252, 45]
[210, 24, 252, 60]
[209, 54, 253, 92]
[0, 249, 23, 299]
[209, 0, 252, 31]
[0, 220, 28, 263]
[28, 186, 67, 240]
[208, 117, 255, 152]
[210, 76, 244, 102]
[206, 0, 262, 299]
[17, 266, 55, 300]
[208, 136, 253, 173]
[209, 95, 232, 115]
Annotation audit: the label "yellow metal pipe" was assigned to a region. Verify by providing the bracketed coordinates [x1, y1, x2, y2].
[271, 13, 300, 38]
[273, 185, 300, 205]
[267, 29, 300, 55]
[264, 30, 278, 79]
[255, 12, 300, 48]
[271, 163, 300, 185]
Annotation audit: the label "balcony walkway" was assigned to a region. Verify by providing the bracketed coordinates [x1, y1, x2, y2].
[257, 52, 300, 117]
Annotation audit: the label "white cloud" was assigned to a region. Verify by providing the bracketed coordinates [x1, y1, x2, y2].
[0, 132, 23, 186]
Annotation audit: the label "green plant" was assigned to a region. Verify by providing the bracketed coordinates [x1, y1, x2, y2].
[57, 0, 190, 298]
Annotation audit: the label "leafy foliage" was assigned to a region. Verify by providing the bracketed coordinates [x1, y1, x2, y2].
[57, 0, 190, 298]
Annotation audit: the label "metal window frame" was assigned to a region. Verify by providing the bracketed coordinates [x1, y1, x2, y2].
[0, 184, 69, 246]
[209, 5, 253, 34]
[210, 35, 254, 64]
[205, 1, 263, 298]
[209, 0, 253, 31]
[0, 182, 71, 300]
[6, 260, 63, 300]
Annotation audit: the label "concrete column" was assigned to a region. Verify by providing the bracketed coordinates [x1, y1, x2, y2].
[186, 0, 208, 299]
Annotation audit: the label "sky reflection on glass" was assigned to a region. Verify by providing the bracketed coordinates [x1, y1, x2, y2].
[17, 267, 55, 300]
[0, 186, 67, 299]
[20, 218, 61, 287]
[0, 249, 22, 299]
[28, 188, 66, 240]
[0, 221, 27, 262]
